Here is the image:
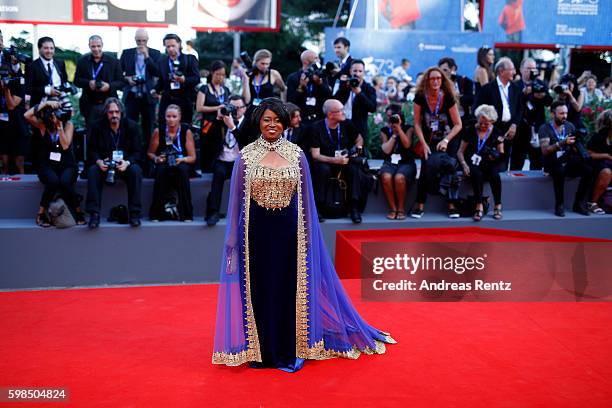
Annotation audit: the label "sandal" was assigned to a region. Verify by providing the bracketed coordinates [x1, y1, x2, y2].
[36, 212, 51, 228]
[587, 202, 605, 215]
[473, 210, 483, 222]
[493, 208, 503, 220]
[396, 211, 407, 220]
[386, 210, 397, 220]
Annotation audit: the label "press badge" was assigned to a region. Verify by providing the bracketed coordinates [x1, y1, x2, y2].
[471, 154, 482, 166]
[335, 150, 344, 158]
[170, 81, 181, 90]
[556, 150, 564, 159]
[391, 154, 401, 165]
[49, 152, 61, 162]
[430, 120, 439, 132]
[112, 150, 124, 162]
[306, 97, 316, 106]
[0, 112, 8, 122]
[253, 98, 262, 106]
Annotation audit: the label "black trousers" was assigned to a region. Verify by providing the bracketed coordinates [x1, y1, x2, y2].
[86, 163, 143, 217]
[497, 121, 513, 172]
[415, 152, 456, 204]
[546, 158, 592, 207]
[149, 163, 193, 220]
[206, 159, 234, 217]
[37, 165, 79, 209]
[469, 163, 502, 205]
[125, 95, 156, 151]
[312, 161, 361, 208]
[510, 121, 543, 170]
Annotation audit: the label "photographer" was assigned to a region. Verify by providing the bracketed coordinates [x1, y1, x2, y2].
[310, 99, 365, 223]
[513, 58, 552, 170]
[331, 37, 353, 92]
[120, 29, 161, 164]
[74, 35, 125, 129]
[457, 105, 505, 221]
[153, 34, 200, 127]
[286, 50, 331, 125]
[86, 98, 143, 228]
[25, 37, 69, 107]
[438, 57, 475, 122]
[0, 30, 23, 76]
[24, 98, 86, 227]
[333, 59, 377, 143]
[0, 51, 27, 175]
[411, 67, 463, 219]
[586, 109, 612, 214]
[196, 60, 234, 173]
[147, 104, 196, 222]
[553, 74, 584, 131]
[204, 96, 247, 226]
[539, 101, 592, 217]
[379, 104, 416, 220]
[244, 49, 286, 105]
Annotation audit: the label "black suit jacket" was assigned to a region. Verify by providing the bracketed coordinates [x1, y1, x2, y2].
[474, 78, 522, 128]
[88, 117, 142, 165]
[333, 81, 377, 138]
[456, 75, 475, 119]
[154, 53, 200, 103]
[286, 69, 331, 122]
[74, 53, 125, 118]
[25, 58, 69, 106]
[119, 47, 161, 104]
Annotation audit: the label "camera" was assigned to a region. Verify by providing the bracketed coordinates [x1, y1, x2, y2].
[304, 63, 324, 79]
[348, 76, 360, 88]
[103, 160, 117, 185]
[133, 75, 146, 85]
[570, 128, 591, 161]
[39, 94, 73, 125]
[0, 66, 17, 87]
[389, 114, 401, 125]
[163, 146, 178, 167]
[169, 60, 182, 80]
[449, 73, 457, 82]
[95, 80, 103, 90]
[55, 82, 78, 95]
[239, 51, 254, 76]
[532, 79, 548, 93]
[1, 46, 32, 64]
[480, 145, 501, 161]
[554, 83, 569, 94]
[529, 69, 539, 81]
[220, 103, 237, 117]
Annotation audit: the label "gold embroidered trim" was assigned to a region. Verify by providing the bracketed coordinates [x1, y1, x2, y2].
[212, 349, 256, 366]
[250, 165, 299, 210]
[295, 154, 310, 358]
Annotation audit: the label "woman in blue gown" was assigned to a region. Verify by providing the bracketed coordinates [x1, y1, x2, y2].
[212, 98, 395, 372]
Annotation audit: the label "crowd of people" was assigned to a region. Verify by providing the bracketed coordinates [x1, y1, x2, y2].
[0, 28, 610, 227]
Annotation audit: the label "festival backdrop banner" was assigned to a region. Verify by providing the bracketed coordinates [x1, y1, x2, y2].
[81, 0, 177, 25]
[324, 28, 494, 82]
[482, 0, 612, 46]
[0, 0, 73, 23]
[187, 0, 280, 32]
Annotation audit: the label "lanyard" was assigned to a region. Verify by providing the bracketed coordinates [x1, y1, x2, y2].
[426, 92, 442, 116]
[476, 127, 492, 154]
[92, 62, 104, 80]
[111, 129, 121, 151]
[550, 123, 566, 142]
[168, 58, 176, 75]
[50, 131, 59, 145]
[307, 83, 313, 97]
[253, 74, 264, 99]
[213, 85, 225, 104]
[166, 126, 182, 153]
[136, 58, 146, 77]
[325, 119, 341, 151]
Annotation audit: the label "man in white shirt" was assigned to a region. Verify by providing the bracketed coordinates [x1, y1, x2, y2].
[25, 36, 69, 106]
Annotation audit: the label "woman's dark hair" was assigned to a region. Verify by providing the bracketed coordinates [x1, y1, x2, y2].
[250, 97, 290, 130]
[207, 60, 227, 83]
[477, 47, 494, 82]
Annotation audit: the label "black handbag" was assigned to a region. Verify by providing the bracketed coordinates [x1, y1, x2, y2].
[322, 170, 348, 219]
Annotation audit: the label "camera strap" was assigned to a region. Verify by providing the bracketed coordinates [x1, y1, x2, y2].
[253, 74, 264, 100]
[325, 119, 341, 151]
[166, 126, 182, 154]
[550, 123, 566, 142]
[476, 127, 493, 154]
[426, 92, 442, 116]
[91, 62, 104, 80]
[213, 85, 225, 104]
[50, 131, 60, 145]
[111, 129, 121, 152]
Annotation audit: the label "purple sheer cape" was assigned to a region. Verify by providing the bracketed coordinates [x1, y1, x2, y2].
[212, 150, 395, 366]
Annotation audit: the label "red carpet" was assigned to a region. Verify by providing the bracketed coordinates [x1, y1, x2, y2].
[1, 281, 612, 407]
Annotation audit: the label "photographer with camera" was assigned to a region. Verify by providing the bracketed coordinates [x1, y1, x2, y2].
[120, 29, 161, 166]
[438, 57, 475, 123]
[512, 58, 552, 171]
[0, 37, 27, 175]
[333, 59, 376, 143]
[25, 37, 69, 107]
[286, 50, 331, 125]
[310, 99, 366, 223]
[147, 104, 196, 222]
[553, 73, 584, 132]
[204, 95, 247, 226]
[196, 60, 234, 173]
[0, 30, 25, 76]
[24, 98, 86, 227]
[86, 98, 143, 228]
[457, 105, 505, 221]
[586, 109, 612, 214]
[74, 35, 125, 130]
[539, 101, 592, 217]
[331, 37, 353, 93]
[244, 49, 287, 106]
[410, 67, 463, 219]
[152, 34, 200, 128]
[379, 104, 416, 220]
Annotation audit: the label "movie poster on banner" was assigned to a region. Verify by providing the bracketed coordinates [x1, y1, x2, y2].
[188, 0, 279, 31]
[82, 0, 178, 24]
[483, 0, 612, 46]
[0, 0, 72, 23]
[324, 28, 494, 83]
[351, 0, 462, 31]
